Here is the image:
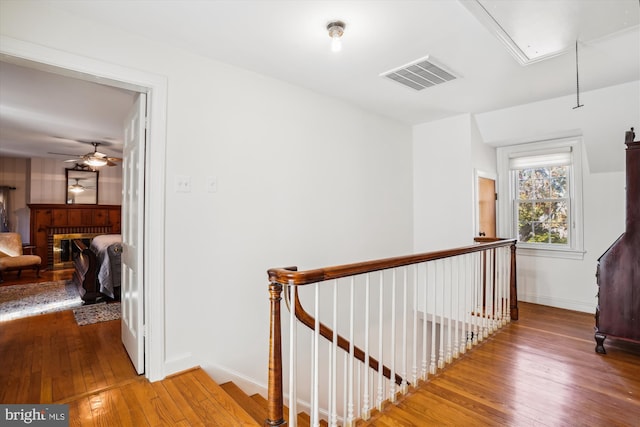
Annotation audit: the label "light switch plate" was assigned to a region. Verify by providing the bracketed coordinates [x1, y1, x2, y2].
[175, 175, 191, 193]
[206, 176, 217, 193]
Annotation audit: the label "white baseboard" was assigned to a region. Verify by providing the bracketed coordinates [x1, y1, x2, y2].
[201, 363, 268, 398]
[520, 293, 595, 313]
[163, 352, 197, 378]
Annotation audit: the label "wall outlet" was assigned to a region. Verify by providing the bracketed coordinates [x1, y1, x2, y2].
[206, 176, 217, 193]
[175, 175, 191, 193]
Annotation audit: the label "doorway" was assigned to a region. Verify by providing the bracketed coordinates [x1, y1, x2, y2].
[0, 35, 167, 381]
[476, 172, 497, 238]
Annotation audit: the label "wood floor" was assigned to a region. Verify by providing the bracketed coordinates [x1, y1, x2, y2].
[360, 303, 640, 426]
[1, 278, 639, 426]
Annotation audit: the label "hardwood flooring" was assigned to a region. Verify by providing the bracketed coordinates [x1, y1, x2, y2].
[361, 303, 640, 426]
[0, 309, 136, 404]
[0, 267, 73, 287]
[1, 279, 638, 426]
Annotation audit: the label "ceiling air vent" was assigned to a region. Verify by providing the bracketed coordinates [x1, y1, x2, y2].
[381, 56, 456, 91]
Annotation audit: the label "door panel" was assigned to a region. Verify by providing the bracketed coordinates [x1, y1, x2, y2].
[121, 93, 146, 374]
[478, 177, 496, 238]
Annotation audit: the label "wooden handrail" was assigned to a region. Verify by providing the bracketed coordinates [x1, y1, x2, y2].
[266, 239, 518, 426]
[268, 239, 516, 286]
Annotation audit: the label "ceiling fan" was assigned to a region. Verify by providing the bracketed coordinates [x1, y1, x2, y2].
[49, 142, 122, 167]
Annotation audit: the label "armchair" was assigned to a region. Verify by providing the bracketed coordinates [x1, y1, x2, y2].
[0, 232, 42, 283]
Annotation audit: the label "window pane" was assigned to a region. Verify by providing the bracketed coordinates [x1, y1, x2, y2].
[514, 163, 570, 246]
[549, 221, 568, 244]
[550, 167, 568, 198]
[518, 202, 535, 241]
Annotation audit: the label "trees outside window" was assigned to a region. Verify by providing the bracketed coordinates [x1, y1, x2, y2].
[516, 166, 569, 245]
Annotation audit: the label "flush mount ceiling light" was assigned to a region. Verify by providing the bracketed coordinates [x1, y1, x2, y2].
[327, 20, 345, 52]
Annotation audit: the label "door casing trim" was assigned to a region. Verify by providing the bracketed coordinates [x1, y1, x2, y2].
[1, 35, 168, 382]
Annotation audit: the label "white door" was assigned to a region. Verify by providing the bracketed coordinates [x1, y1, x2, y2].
[121, 93, 147, 374]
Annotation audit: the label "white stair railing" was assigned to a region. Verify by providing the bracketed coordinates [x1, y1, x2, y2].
[267, 238, 518, 426]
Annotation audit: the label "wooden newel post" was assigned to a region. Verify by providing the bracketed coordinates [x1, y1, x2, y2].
[509, 243, 519, 320]
[266, 282, 286, 426]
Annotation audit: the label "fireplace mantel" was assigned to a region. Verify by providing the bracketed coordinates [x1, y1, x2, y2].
[28, 204, 121, 269]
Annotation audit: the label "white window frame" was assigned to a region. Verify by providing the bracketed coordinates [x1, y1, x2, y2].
[497, 137, 585, 260]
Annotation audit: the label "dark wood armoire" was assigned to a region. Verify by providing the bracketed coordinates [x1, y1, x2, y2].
[595, 128, 640, 353]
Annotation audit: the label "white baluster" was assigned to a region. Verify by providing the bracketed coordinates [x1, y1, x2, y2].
[289, 282, 297, 427]
[429, 261, 437, 375]
[496, 248, 503, 328]
[481, 251, 491, 339]
[343, 353, 348, 427]
[412, 264, 418, 385]
[504, 247, 510, 325]
[490, 249, 497, 334]
[362, 274, 371, 420]
[421, 262, 428, 380]
[506, 247, 512, 323]
[330, 280, 338, 427]
[356, 362, 361, 421]
[473, 253, 479, 346]
[347, 277, 355, 427]
[312, 283, 320, 427]
[401, 267, 408, 394]
[377, 271, 384, 411]
[445, 258, 452, 365]
[453, 257, 459, 360]
[500, 247, 509, 326]
[438, 260, 445, 370]
[460, 255, 468, 354]
[389, 269, 397, 402]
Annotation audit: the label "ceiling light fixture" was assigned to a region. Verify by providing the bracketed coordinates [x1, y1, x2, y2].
[327, 20, 345, 52]
[84, 156, 108, 167]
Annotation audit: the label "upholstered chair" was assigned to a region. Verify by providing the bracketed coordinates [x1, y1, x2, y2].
[0, 232, 41, 282]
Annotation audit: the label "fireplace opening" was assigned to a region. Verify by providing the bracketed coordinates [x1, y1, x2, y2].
[52, 233, 101, 269]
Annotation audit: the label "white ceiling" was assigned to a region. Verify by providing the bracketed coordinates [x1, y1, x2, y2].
[1, 0, 638, 159]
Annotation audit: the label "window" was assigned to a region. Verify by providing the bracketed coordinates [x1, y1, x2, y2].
[497, 138, 584, 259]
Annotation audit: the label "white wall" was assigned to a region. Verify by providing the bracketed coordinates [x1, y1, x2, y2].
[413, 114, 488, 252]
[475, 81, 640, 173]
[0, 1, 414, 391]
[474, 82, 638, 312]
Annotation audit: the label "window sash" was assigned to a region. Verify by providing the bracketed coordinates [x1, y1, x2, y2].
[512, 166, 572, 247]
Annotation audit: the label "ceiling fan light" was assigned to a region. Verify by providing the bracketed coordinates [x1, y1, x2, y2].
[69, 184, 85, 193]
[85, 156, 108, 167]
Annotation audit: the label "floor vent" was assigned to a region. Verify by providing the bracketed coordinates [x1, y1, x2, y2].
[381, 56, 456, 91]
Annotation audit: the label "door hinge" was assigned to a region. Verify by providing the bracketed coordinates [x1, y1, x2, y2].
[495, 193, 498, 201]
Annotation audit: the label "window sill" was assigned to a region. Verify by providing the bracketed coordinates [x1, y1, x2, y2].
[516, 245, 585, 260]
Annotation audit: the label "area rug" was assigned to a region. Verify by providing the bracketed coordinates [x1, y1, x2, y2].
[73, 302, 121, 326]
[0, 280, 83, 322]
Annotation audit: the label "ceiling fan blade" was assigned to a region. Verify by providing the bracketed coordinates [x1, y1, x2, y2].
[106, 157, 123, 162]
[48, 152, 82, 157]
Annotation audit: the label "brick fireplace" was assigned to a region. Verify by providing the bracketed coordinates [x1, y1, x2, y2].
[28, 204, 121, 270]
